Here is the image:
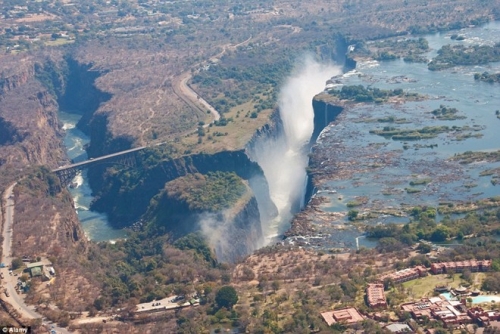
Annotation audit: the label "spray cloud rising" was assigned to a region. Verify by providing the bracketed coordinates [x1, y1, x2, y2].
[198, 56, 341, 261]
[250, 55, 341, 241]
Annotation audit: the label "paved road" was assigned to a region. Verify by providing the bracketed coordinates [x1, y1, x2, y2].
[174, 36, 253, 128]
[178, 72, 221, 125]
[1, 183, 71, 334]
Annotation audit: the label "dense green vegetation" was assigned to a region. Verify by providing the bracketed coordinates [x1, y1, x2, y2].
[353, 115, 410, 124]
[403, 54, 428, 63]
[366, 204, 500, 252]
[370, 124, 481, 141]
[191, 47, 297, 116]
[165, 172, 246, 212]
[19, 166, 64, 198]
[34, 59, 68, 99]
[429, 43, 500, 71]
[370, 37, 429, 62]
[328, 85, 416, 103]
[373, 37, 429, 52]
[451, 150, 500, 164]
[474, 72, 500, 83]
[409, 178, 432, 186]
[431, 105, 466, 120]
[370, 125, 448, 140]
[88, 231, 227, 311]
[374, 52, 398, 61]
[450, 34, 466, 41]
[215, 286, 238, 309]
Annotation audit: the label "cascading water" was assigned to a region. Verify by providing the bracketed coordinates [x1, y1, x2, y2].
[247, 55, 341, 242]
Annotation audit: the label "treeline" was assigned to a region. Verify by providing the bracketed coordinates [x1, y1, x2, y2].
[328, 85, 412, 103]
[165, 172, 247, 212]
[191, 46, 297, 116]
[89, 231, 222, 310]
[374, 37, 429, 52]
[408, 17, 490, 35]
[429, 43, 500, 71]
[372, 37, 429, 62]
[474, 72, 500, 84]
[366, 206, 500, 253]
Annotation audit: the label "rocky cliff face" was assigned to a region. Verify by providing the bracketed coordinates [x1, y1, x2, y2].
[310, 97, 344, 145]
[214, 194, 262, 263]
[90, 149, 267, 228]
[0, 57, 89, 256]
[0, 62, 34, 96]
[0, 60, 64, 168]
[288, 95, 345, 237]
[144, 176, 262, 263]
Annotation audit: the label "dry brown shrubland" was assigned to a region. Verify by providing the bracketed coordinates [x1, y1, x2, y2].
[10, 173, 100, 323]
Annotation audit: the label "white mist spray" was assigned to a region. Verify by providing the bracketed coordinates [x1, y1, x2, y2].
[250, 55, 341, 241]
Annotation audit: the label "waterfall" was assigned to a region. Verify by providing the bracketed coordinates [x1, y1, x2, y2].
[248, 55, 341, 243]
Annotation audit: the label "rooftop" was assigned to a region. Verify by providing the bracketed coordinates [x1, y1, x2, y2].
[26, 261, 45, 269]
[366, 283, 386, 306]
[385, 323, 413, 333]
[320, 307, 364, 326]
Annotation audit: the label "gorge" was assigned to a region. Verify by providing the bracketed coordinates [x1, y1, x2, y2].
[48, 53, 344, 262]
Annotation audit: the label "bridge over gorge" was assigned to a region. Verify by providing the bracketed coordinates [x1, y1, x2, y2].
[52, 146, 148, 186]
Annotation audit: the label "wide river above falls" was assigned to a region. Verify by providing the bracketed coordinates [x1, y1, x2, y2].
[294, 21, 500, 250]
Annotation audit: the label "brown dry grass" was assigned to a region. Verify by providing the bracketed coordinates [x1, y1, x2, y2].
[11, 178, 99, 321]
[15, 14, 58, 23]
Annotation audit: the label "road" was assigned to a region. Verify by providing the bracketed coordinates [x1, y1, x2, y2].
[52, 145, 147, 173]
[1, 183, 71, 334]
[173, 35, 253, 128]
[178, 72, 220, 125]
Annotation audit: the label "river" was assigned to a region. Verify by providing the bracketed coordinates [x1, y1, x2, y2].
[59, 22, 500, 246]
[290, 21, 500, 250]
[59, 110, 127, 242]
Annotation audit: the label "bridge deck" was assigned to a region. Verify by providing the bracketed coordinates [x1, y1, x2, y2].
[52, 146, 146, 172]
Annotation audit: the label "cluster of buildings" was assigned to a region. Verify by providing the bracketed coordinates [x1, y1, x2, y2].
[320, 308, 414, 333]
[430, 260, 492, 274]
[468, 307, 500, 327]
[380, 265, 428, 284]
[402, 297, 471, 327]
[377, 260, 491, 288]
[23, 261, 55, 281]
[321, 259, 495, 330]
[402, 298, 500, 328]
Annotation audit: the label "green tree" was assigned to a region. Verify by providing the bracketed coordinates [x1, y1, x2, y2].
[430, 226, 449, 242]
[11, 258, 24, 270]
[347, 210, 358, 220]
[417, 243, 432, 254]
[215, 286, 238, 309]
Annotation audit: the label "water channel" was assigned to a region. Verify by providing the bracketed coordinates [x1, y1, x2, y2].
[59, 110, 127, 242]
